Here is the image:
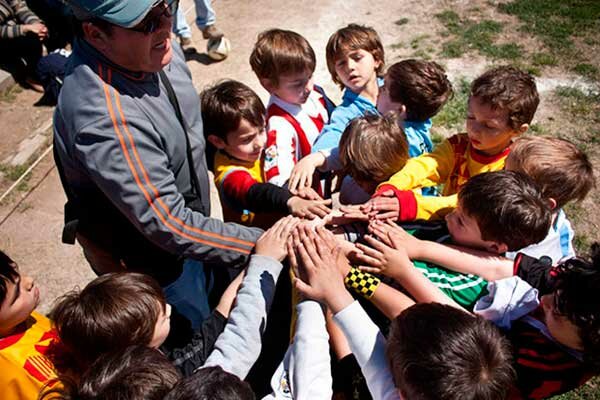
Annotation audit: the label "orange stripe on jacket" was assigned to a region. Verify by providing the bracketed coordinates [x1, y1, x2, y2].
[98, 65, 252, 254]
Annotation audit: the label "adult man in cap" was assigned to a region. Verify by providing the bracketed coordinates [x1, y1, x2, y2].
[53, 0, 261, 327]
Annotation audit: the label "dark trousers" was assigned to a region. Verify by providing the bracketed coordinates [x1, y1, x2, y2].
[0, 35, 43, 80]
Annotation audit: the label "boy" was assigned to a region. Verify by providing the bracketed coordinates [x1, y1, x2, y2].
[355, 226, 600, 399]
[201, 80, 331, 228]
[377, 59, 453, 158]
[0, 251, 59, 400]
[338, 113, 409, 195]
[288, 23, 384, 193]
[291, 227, 515, 400]
[249, 29, 332, 187]
[363, 65, 539, 222]
[383, 136, 596, 285]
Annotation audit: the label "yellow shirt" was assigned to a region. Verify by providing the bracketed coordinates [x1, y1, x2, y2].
[377, 134, 510, 220]
[0, 311, 59, 400]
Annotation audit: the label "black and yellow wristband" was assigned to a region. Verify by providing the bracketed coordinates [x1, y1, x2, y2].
[344, 267, 381, 299]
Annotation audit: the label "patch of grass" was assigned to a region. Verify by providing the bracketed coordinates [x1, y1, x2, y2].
[410, 34, 430, 50]
[0, 84, 23, 103]
[0, 163, 28, 181]
[431, 132, 445, 145]
[532, 52, 558, 67]
[432, 77, 471, 130]
[394, 18, 409, 26]
[573, 63, 599, 79]
[411, 48, 433, 60]
[528, 123, 548, 135]
[554, 86, 600, 120]
[390, 42, 405, 50]
[435, 12, 523, 60]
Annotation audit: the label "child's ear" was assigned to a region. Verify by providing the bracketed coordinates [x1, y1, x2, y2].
[207, 134, 226, 150]
[517, 123, 529, 134]
[548, 198, 557, 211]
[259, 78, 276, 93]
[488, 242, 509, 254]
[397, 104, 407, 121]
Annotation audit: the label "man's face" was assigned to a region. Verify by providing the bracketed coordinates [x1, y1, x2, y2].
[445, 202, 502, 252]
[89, 2, 174, 72]
[0, 269, 39, 336]
[466, 96, 522, 156]
[268, 70, 314, 105]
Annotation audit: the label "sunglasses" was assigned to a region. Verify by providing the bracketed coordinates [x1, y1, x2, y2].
[129, 0, 179, 34]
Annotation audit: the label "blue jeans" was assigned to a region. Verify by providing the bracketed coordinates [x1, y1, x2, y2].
[172, 0, 216, 37]
[162, 259, 212, 330]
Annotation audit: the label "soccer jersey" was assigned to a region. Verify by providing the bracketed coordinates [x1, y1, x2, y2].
[0, 312, 59, 400]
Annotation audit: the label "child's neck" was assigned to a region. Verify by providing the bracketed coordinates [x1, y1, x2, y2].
[354, 75, 379, 104]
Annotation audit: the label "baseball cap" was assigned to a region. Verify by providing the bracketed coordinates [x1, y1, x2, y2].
[67, 0, 158, 28]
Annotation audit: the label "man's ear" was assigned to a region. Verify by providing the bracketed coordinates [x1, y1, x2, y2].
[207, 134, 226, 150]
[488, 242, 509, 254]
[259, 78, 276, 93]
[82, 22, 112, 52]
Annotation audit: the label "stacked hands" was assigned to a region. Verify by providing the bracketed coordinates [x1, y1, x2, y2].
[254, 215, 422, 309]
[23, 22, 49, 40]
[285, 186, 332, 220]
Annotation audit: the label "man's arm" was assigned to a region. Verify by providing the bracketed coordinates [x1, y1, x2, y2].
[72, 115, 262, 266]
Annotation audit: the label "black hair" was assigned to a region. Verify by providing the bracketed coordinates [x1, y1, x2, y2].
[0, 250, 18, 305]
[164, 366, 255, 400]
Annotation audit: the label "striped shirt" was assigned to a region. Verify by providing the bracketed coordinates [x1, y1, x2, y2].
[0, 0, 40, 39]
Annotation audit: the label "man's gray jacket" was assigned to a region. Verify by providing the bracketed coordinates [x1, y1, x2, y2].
[54, 38, 261, 285]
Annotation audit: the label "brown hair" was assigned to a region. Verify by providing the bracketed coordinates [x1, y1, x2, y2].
[326, 24, 385, 88]
[249, 29, 316, 86]
[507, 136, 595, 208]
[387, 303, 514, 399]
[470, 66, 539, 130]
[339, 113, 409, 186]
[49, 273, 165, 375]
[201, 80, 266, 141]
[459, 170, 552, 251]
[386, 59, 453, 121]
[41, 345, 180, 400]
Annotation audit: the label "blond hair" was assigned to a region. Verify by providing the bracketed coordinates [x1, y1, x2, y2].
[507, 136, 595, 208]
[339, 113, 408, 184]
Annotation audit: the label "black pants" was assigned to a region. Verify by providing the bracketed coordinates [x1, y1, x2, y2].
[0, 35, 43, 80]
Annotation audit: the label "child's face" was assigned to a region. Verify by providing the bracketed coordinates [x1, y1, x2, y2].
[377, 78, 405, 119]
[149, 303, 171, 348]
[215, 118, 267, 163]
[0, 271, 39, 335]
[334, 49, 380, 94]
[541, 292, 583, 351]
[268, 70, 314, 105]
[466, 96, 522, 156]
[445, 202, 504, 253]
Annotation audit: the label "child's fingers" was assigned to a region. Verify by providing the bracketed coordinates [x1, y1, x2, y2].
[353, 252, 383, 268]
[357, 265, 382, 274]
[356, 241, 385, 259]
[293, 277, 316, 300]
[296, 238, 316, 272]
[280, 217, 301, 240]
[375, 211, 399, 221]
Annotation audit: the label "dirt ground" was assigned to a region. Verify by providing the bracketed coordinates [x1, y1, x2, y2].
[0, 0, 598, 317]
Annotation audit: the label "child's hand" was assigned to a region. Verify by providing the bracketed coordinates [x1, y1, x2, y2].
[368, 219, 423, 259]
[287, 196, 332, 219]
[294, 186, 322, 200]
[338, 204, 370, 222]
[291, 225, 349, 306]
[288, 152, 326, 193]
[361, 191, 400, 221]
[255, 216, 300, 261]
[354, 234, 413, 280]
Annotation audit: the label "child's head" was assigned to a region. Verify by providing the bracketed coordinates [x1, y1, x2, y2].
[387, 303, 514, 399]
[378, 59, 453, 122]
[325, 23, 384, 91]
[447, 171, 552, 253]
[164, 366, 255, 400]
[50, 272, 170, 372]
[42, 345, 180, 400]
[0, 251, 39, 336]
[506, 136, 595, 209]
[201, 80, 267, 163]
[543, 244, 600, 370]
[339, 113, 409, 194]
[467, 66, 539, 155]
[249, 29, 316, 105]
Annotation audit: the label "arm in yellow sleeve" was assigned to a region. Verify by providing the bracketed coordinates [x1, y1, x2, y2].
[377, 138, 456, 191]
[412, 192, 458, 221]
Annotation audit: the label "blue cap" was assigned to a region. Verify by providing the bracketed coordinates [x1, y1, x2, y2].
[68, 0, 157, 28]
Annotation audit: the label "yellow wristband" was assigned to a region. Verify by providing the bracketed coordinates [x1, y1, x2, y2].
[344, 267, 381, 299]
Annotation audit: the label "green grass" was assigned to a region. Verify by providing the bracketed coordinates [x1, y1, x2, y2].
[432, 77, 471, 131]
[554, 86, 600, 120]
[435, 11, 523, 60]
[573, 63, 599, 79]
[0, 84, 23, 103]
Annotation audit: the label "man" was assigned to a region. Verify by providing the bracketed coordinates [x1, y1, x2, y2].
[53, 0, 261, 327]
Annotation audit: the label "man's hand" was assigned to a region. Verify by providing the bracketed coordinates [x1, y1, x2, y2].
[368, 219, 423, 259]
[288, 152, 326, 193]
[361, 190, 400, 221]
[354, 234, 413, 281]
[254, 216, 300, 261]
[291, 226, 352, 311]
[287, 196, 332, 219]
[24, 22, 48, 40]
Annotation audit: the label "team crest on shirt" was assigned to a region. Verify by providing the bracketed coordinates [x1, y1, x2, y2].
[264, 144, 278, 172]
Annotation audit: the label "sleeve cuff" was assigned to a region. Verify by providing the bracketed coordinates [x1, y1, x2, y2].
[373, 184, 417, 221]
